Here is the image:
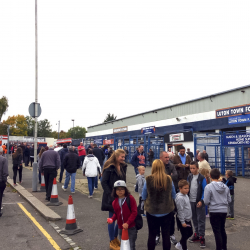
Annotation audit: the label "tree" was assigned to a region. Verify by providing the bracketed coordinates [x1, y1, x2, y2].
[50, 131, 59, 139]
[104, 113, 117, 123]
[38, 119, 52, 137]
[3, 115, 28, 136]
[25, 116, 35, 136]
[67, 126, 87, 139]
[59, 130, 69, 139]
[0, 96, 9, 122]
[0, 123, 7, 135]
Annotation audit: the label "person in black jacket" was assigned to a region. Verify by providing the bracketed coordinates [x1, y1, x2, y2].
[222, 170, 237, 219]
[12, 147, 23, 185]
[92, 144, 105, 189]
[24, 145, 30, 166]
[30, 145, 34, 167]
[101, 149, 127, 250]
[59, 144, 68, 183]
[62, 146, 80, 194]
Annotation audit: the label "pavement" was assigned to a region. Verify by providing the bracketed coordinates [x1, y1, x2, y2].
[3, 159, 250, 250]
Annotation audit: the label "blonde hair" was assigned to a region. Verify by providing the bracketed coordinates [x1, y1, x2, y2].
[102, 149, 126, 173]
[226, 170, 233, 177]
[138, 166, 145, 171]
[151, 159, 170, 191]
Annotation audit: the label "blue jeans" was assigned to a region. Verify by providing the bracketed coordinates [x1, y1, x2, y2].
[63, 171, 76, 192]
[108, 211, 118, 241]
[94, 176, 98, 189]
[134, 166, 139, 175]
[87, 177, 95, 196]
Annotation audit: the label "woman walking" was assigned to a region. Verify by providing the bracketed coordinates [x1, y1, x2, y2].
[82, 149, 101, 198]
[12, 147, 23, 186]
[101, 149, 127, 250]
[142, 159, 176, 250]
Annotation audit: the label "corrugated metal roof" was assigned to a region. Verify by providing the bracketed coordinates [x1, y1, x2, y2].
[88, 84, 250, 128]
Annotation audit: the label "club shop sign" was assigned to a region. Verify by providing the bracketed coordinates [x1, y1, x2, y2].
[113, 126, 128, 134]
[216, 104, 250, 118]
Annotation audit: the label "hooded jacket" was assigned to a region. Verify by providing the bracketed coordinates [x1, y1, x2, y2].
[204, 181, 231, 213]
[175, 192, 192, 224]
[60, 148, 68, 164]
[131, 151, 147, 168]
[222, 176, 237, 195]
[82, 154, 101, 177]
[136, 174, 145, 196]
[63, 151, 80, 173]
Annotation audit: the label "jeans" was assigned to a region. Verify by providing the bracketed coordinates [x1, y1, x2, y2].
[13, 165, 23, 184]
[228, 195, 234, 217]
[79, 155, 85, 167]
[94, 176, 98, 189]
[44, 168, 57, 199]
[64, 171, 76, 192]
[156, 211, 175, 237]
[176, 218, 193, 250]
[87, 177, 95, 196]
[134, 166, 139, 175]
[59, 164, 64, 182]
[190, 202, 206, 236]
[24, 156, 29, 166]
[0, 181, 6, 213]
[108, 211, 118, 241]
[38, 170, 41, 183]
[118, 227, 137, 250]
[146, 212, 172, 250]
[210, 213, 227, 250]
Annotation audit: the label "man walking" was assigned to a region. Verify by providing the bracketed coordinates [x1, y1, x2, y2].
[62, 146, 80, 194]
[59, 144, 68, 183]
[0, 147, 8, 217]
[131, 145, 147, 175]
[39, 145, 61, 201]
[92, 144, 105, 189]
[78, 142, 86, 166]
[186, 148, 194, 161]
[148, 148, 154, 167]
[173, 146, 192, 184]
[124, 146, 129, 163]
[24, 144, 31, 166]
[198, 152, 211, 173]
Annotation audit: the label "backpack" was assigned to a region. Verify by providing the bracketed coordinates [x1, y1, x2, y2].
[134, 183, 138, 193]
[126, 195, 143, 230]
[105, 149, 109, 155]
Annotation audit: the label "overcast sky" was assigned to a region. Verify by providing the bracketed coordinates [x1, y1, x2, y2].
[1, 0, 249, 132]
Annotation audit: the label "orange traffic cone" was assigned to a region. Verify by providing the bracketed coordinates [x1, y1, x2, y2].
[40, 173, 46, 192]
[120, 229, 131, 250]
[47, 178, 62, 206]
[60, 195, 83, 235]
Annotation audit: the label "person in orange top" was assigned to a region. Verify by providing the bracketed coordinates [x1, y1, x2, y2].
[2, 144, 6, 155]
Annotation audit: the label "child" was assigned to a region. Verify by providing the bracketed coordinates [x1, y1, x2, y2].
[108, 180, 138, 250]
[204, 169, 231, 250]
[222, 170, 237, 219]
[135, 166, 146, 216]
[187, 161, 207, 248]
[175, 180, 193, 250]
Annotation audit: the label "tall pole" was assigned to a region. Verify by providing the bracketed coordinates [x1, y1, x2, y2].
[7, 126, 10, 161]
[58, 120, 60, 139]
[32, 0, 38, 191]
[72, 119, 74, 139]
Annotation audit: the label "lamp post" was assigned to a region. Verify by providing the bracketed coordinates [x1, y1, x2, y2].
[71, 119, 74, 139]
[57, 120, 60, 139]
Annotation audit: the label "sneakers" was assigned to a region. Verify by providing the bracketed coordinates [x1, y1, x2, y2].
[109, 239, 120, 250]
[170, 234, 178, 245]
[113, 237, 120, 247]
[175, 242, 183, 250]
[226, 216, 234, 220]
[94, 187, 98, 190]
[200, 236, 206, 248]
[71, 191, 75, 194]
[88, 195, 93, 198]
[189, 233, 200, 243]
[62, 186, 67, 191]
[13, 183, 17, 187]
[155, 235, 160, 246]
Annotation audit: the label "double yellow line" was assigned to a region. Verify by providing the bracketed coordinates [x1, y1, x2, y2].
[18, 203, 61, 250]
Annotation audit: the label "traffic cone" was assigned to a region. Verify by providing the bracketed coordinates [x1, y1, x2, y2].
[40, 173, 46, 192]
[60, 195, 83, 235]
[47, 178, 62, 206]
[120, 229, 131, 250]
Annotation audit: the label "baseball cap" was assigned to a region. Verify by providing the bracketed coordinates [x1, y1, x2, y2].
[114, 180, 127, 188]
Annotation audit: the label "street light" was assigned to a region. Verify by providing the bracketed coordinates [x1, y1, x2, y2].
[72, 119, 74, 138]
[56, 121, 60, 139]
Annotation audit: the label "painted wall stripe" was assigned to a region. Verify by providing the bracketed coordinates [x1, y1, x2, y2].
[17, 203, 61, 250]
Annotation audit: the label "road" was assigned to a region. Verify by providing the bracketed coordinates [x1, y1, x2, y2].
[3, 160, 250, 250]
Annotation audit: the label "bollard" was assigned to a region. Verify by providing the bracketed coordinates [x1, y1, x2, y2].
[32, 162, 38, 192]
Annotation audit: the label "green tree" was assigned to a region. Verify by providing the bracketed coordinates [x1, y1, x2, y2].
[25, 116, 35, 136]
[0, 123, 7, 135]
[104, 113, 117, 123]
[50, 130, 59, 139]
[59, 130, 69, 139]
[3, 115, 28, 136]
[0, 96, 9, 122]
[38, 119, 52, 137]
[67, 126, 87, 139]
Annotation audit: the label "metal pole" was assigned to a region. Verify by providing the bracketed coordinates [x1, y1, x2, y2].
[32, 0, 38, 191]
[7, 126, 10, 161]
[58, 120, 60, 139]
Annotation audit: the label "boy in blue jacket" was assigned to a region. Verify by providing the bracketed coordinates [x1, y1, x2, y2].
[187, 161, 207, 248]
[130, 145, 147, 175]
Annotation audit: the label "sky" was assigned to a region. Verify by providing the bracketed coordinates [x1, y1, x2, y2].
[1, 0, 249, 132]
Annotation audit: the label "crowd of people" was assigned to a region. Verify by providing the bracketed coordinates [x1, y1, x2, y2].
[0, 142, 236, 250]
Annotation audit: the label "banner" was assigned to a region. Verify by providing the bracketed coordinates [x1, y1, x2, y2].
[141, 126, 155, 134]
[103, 139, 114, 145]
[113, 126, 128, 134]
[216, 104, 250, 118]
[228, 114, 250, 125]
[223, 133, 250, 145]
